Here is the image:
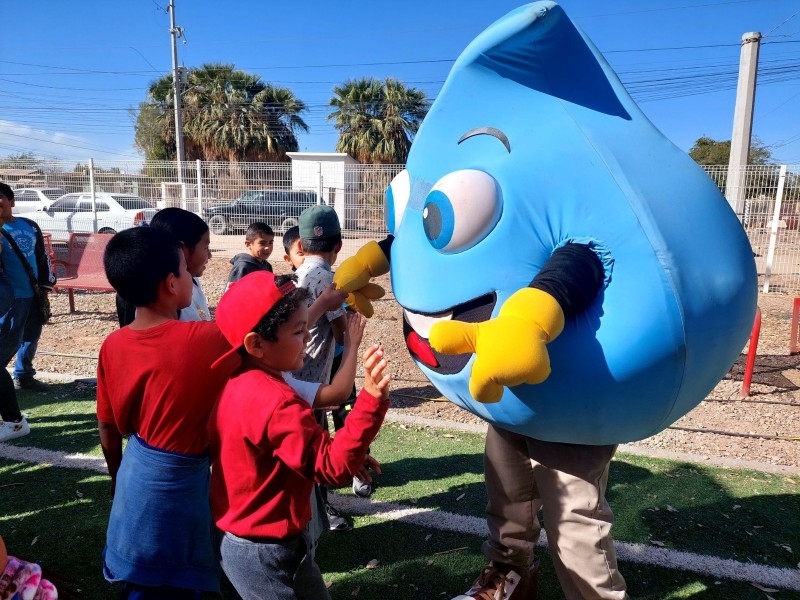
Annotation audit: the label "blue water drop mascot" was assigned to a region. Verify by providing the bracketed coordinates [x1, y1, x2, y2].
[334, 3, 757, 597]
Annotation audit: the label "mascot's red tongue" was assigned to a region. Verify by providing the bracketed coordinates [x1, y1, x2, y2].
[406, 331, 439, 368]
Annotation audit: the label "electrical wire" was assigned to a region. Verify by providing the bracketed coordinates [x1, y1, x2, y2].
[0, 28, 798, 156]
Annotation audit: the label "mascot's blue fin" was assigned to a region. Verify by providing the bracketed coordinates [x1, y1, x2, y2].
[453, 2, 630, 119]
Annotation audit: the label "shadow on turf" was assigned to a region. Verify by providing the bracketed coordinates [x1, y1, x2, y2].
[610, 460, 800, 571]
[313, 515, 791, 600]
[14, 381, 100, 454]
[370, 451, 487, 515]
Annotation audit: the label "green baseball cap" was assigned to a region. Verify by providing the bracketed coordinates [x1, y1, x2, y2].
[299, 204, 341, 240]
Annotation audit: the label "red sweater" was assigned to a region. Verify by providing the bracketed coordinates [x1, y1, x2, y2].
[97, 320, 234, 455]
[209, 369, 388, 538]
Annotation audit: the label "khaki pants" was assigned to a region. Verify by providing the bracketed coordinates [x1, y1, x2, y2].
[483, 425, 627, 600]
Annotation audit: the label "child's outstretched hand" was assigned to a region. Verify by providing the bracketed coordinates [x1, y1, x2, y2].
[344, 311, 366, 350]
[318, 283, 348, 313]
[363, 343, 391, 401]
[355, 454, 382, 484]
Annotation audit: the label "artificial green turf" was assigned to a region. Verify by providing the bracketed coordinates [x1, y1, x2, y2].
[2, 393, 798, 597]
[3, 456, 795, 600]
[365, 422, 800, 568]
[0, 459, 116, 599]
[13, 383, 102, 456]
[605, 456, 800, 568]
[318, 516, 800, 600]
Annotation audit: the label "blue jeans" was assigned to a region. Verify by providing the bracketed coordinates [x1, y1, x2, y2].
[220, 531, 331, 600]
[0, 296, 41, 421]
[120, 583, 202, 600]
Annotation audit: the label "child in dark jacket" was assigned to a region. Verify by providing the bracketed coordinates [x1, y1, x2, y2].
[227, 222, 274, 288]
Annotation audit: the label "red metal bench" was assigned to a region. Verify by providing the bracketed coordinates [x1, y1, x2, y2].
[52, 232, 115, 313]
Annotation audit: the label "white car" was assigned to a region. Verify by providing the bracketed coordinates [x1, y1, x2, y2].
[24, 192, 158, 242]
[12, 187, 67, 214]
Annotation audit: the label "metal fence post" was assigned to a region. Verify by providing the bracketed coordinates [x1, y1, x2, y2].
[317, 162, 323, 206]
[196, 159, 203, 215]
[88, 158, 98, 233]
[762, 165, 788, 293]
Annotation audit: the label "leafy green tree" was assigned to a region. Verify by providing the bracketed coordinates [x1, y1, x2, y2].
[689, 136, 773, 166]
[1, 152, 38, 162]
[328, 77, 430, 164]
[0, 152, 43, 168]
[134, 63, 308, 162]
[131, 103, 171, 161]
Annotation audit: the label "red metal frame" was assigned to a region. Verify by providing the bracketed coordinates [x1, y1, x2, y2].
[52, 232, 115, 313]
[740, 307, 762, 398]
[790, 298, 800, 355]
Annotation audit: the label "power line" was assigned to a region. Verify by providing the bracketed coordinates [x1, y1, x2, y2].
[577, 0, 765, 19]
[764, 8, 800, 38]
[0, 30, 798, 158]
[1, 40, 798, 78]
[0, 58, 794, 114]
[0, 131, 134, 157]
[0, 77, 144, 92]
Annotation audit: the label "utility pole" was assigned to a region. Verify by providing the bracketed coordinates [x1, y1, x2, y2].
[725, 31, 761, 217]
[168, 0, 185, 184]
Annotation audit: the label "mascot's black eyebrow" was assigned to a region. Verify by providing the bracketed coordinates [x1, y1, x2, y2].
[457, 127, 511, 153]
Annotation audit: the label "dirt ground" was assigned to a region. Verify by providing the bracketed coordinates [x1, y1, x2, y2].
[31, 248, 800, 470]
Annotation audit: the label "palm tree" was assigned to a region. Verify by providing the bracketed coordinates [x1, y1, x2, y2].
[328, 77, 430, 164]
[134, 63, 308, 162]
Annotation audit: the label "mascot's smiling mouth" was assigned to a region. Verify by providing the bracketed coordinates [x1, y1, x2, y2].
[402, 293, 497, 374]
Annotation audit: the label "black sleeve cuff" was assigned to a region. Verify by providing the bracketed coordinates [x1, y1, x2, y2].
[377, 235, 394, 261]
[530, 244, 604, 319]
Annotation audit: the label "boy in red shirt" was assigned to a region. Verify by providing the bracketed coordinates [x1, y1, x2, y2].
[97, 226, 235, 599]
[209, 270, 391, 599]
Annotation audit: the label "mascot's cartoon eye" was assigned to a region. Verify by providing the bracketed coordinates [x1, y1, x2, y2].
[422, 170, 502, 253]
[384, 169, 411, 235]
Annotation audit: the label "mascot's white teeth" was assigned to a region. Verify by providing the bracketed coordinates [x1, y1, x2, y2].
[403, 309, 453, 338]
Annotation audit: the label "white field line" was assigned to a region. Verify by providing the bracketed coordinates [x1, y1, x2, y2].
[2, 444, 799, 591]
[0, 444, 107, 473]
[329, 494, 800, 591]
[16, 370, 800, 477]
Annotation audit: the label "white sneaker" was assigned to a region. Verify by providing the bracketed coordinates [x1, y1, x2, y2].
[0, 418, 30, 442]
[352, 475, 372, 498]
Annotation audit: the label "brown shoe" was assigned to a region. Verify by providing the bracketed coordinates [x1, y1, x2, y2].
[452, 560, 540, 600]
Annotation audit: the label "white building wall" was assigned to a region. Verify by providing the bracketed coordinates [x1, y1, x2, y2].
[286, 152, 360, 227]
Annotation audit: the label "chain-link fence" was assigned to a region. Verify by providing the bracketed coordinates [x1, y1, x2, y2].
[2, 158, 798, 292]
[703, 164, 800, 293]
[0, 158, 402, 261]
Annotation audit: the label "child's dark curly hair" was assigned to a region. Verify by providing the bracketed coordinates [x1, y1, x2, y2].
[251, 274, 309, 341]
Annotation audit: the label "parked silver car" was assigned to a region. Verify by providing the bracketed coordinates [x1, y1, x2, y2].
[24, 192, 158, 241]
[11, 187, 67, 214]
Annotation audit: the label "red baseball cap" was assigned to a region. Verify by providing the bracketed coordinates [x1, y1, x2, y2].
[212, 271, 296, 369]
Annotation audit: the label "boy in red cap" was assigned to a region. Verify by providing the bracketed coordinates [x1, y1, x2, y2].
[209, 270, 391, 599]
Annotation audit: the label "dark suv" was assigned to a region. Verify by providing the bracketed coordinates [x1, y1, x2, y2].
[203, 189, 318, 235]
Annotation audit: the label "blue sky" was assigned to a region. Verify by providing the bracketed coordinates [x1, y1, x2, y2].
[1, 0, 798, 164]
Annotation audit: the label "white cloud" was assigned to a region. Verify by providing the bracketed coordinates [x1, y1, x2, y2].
[0, 120, 141, 162]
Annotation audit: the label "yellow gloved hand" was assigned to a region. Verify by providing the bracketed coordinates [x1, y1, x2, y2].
[334, 241, 391, 317]
[345, 283, 386, 318]
[429, 288, 565, 403]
